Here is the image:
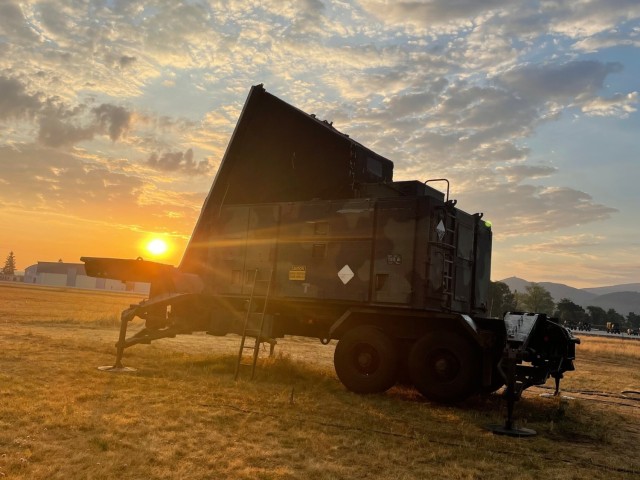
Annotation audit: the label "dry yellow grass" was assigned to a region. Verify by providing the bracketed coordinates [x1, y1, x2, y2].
[0, 282, 144, 326]
[561, 335, 640, 394]
[1, 283, 639, 479]
[576, 335, 640, 360]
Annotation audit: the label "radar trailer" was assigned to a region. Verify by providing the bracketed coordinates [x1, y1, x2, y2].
[83, 85, 578, 413]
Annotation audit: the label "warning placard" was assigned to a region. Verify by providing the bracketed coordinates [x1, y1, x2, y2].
[289, 265, 306, 281]
[338, 265, 354, 284]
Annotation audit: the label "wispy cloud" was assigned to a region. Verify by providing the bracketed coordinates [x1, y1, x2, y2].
[513, 234, 604, 255]
[146, 148, 212, 175]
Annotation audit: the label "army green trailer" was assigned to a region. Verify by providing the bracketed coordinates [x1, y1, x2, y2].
[83, 85, 577, 405]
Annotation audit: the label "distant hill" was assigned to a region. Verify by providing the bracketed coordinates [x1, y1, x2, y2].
[499, 277, 596, 306]
[588, 292, 640, 315]
[582, 283, 640, 295]
[498, 277, 640, 315]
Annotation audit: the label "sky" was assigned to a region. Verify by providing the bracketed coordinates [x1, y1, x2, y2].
[0, 0, 638, 288]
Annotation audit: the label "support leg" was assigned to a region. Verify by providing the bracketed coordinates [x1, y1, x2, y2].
[98, 308, 137, 372]
[113, 313, 130, 368]
[487, 349, 536, 437]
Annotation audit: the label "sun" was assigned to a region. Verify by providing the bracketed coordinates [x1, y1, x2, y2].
[146, 238, 169, 256]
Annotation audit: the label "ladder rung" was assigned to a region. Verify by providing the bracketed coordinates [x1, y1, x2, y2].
[235, 267, 274, 381]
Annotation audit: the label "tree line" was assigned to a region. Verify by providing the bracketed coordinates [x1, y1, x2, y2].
[489, 281, 640, 330]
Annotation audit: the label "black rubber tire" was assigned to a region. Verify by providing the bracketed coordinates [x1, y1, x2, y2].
[408, 331, 480, 403]
[334, 325, 399, 394]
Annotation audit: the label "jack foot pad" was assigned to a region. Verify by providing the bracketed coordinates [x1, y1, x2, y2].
[487, 424, 536, 437]
[97, 365, 137, 372]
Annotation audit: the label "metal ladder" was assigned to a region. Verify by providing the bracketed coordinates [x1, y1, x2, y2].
[441, 208, 457, 308]
[234, 268, 274, 380]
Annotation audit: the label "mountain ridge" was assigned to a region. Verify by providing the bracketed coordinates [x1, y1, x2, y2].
[499, 276, 640, 315]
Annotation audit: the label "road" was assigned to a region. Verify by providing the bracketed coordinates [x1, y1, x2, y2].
[572, 329, 640, 341]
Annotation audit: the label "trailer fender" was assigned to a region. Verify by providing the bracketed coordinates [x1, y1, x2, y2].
[328, 307, 400, 339]
[328, 308, 358, 338]
[459, 314, 479, 337]
[328, 309, 485, 346]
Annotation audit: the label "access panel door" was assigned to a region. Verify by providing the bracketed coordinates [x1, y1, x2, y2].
[242, 205, 280, 294]
[372, 199, 417, 304]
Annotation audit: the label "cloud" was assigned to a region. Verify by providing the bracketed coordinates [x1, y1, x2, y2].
[137, 2, 226, 68]
[581, 91, 638, 117]
[101, 52, 138, 70]
[572, 29, 640, 52]
[147, 148, 212, 175]
[496, 60, 623, 103]
[383, 90, 440, 118]
[496, 164, 557, 183]
[358, 0, 640, 44]
[459, 184, 618, 237]
[359, 0, 509, 30]
[119, 55, 137, 68]
[0, 144, 143, 212]
[268, 0, 328, 37]
[34, 102, 134, 147]
[37, 115, 95, 148]
[547, 1, 640, 38]
[0, 75, 43, 120]
[0, 72, 139, 147]
[340, 79, 542, 174]
[92, 104, 133, 142]
[0, 143, 202, 232]
[0, 1, 39, 43]
[362, 58, 631, 175]
[513, 234, 604, 255]
[33, 1, 78, 39]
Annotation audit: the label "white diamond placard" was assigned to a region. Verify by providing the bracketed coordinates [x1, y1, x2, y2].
[338, 265, 354, 284]
[436, 220, 446, 241]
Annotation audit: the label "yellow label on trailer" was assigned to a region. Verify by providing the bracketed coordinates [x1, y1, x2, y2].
[289, 265, 306, 281]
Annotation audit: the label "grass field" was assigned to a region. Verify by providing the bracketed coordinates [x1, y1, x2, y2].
[1, 283, 639, 479]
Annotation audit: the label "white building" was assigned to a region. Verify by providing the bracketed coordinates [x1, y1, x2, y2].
[0, 273, 23, 283]
[24, 261, 150, 294]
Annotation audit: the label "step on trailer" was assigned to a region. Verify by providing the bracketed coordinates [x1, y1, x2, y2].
[83, 85, 579, 435]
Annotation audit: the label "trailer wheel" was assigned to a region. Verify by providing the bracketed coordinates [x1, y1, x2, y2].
[408, 331, 480, 403]
[334, 326, 398, 394]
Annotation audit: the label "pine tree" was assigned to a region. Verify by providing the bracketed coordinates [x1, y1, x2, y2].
[2, 251, 16, 275]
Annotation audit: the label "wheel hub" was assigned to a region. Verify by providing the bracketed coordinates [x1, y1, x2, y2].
[353, 344, 379, 375]
[431, 351, 460, 381]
